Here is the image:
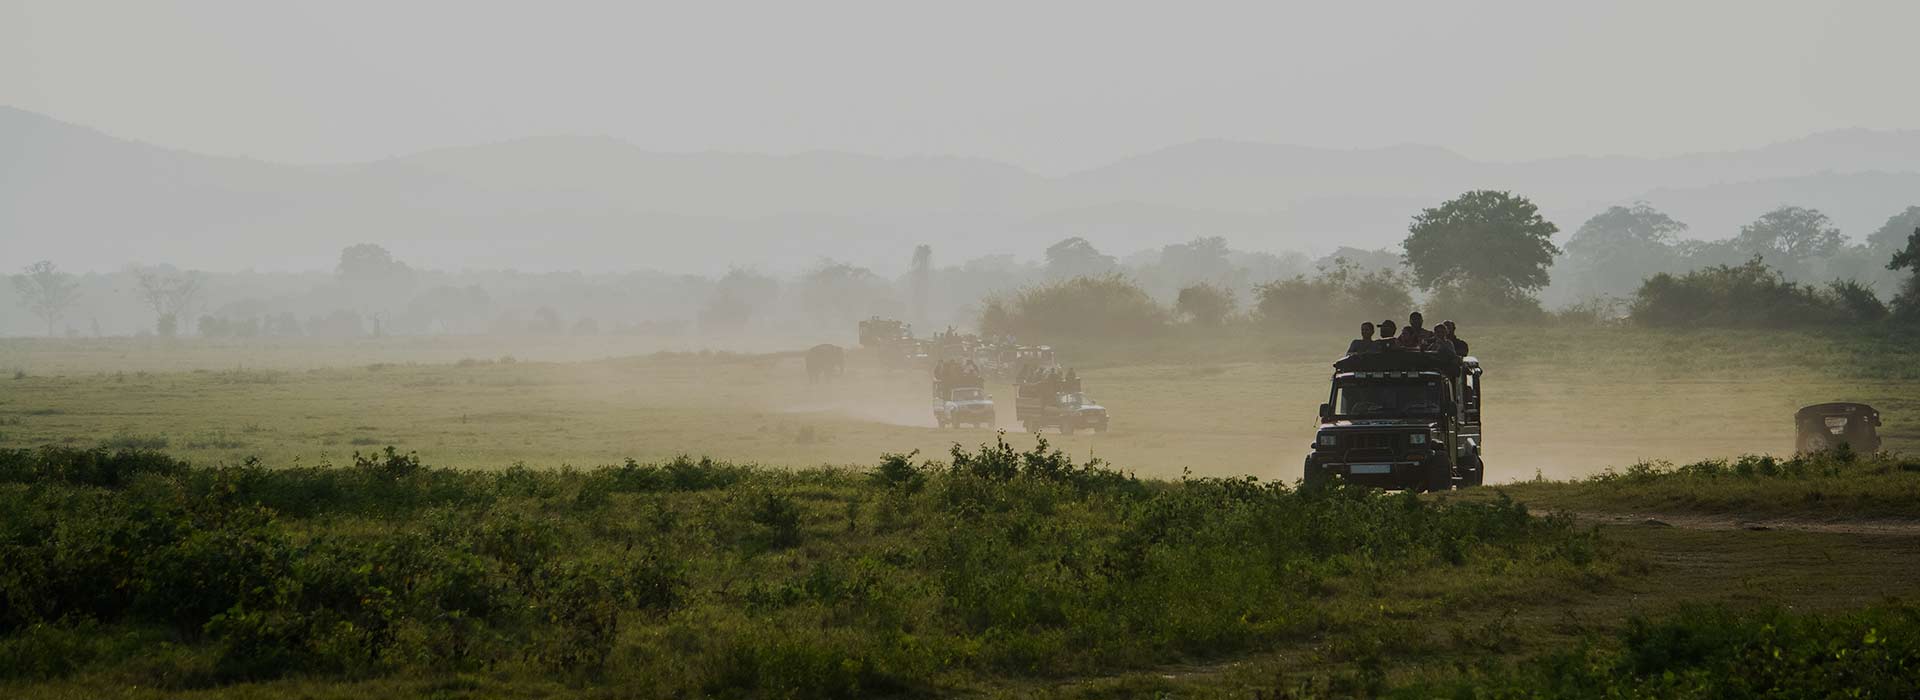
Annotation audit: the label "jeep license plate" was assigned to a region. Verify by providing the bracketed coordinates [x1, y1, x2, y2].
[1348, 464, 1393, 475]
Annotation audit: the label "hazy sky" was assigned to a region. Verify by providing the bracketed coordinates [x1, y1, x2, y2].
[2, 0, 1916, 173]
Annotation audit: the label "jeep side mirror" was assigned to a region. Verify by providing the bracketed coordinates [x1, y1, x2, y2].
[1318, 403, 1332, 420]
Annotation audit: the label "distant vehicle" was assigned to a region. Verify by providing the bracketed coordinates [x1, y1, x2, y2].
[1016, 377, 1109, 434]
[858, 317, 913, 348]
[1304, 350, 1484, 491]
[934, 383, 996, 429]
[995, 345, 1056, 382]
[804, 344, 844, 383]
[1794, 402, 1881, 454]
[858, 317, 919, 369]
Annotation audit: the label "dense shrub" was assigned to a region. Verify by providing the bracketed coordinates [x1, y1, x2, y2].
[1630, 257, 1889, 327]
[979, 274, 1168, 339]
[1174, 283, 1236, 325]
[0, 443, 1609, 695]
[1256, 258, 1413, 328]
[1425, 277, 1546, 323]
[1401, 603, 1920, 699]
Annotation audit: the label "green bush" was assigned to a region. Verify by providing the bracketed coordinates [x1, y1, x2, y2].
[1400, 603, 1920, 698]
[1631, 257, 1889, 327]
[0, 444, 1607, 695]
[1256, 258, 1413, 328]
[980, 274, 1168, 340]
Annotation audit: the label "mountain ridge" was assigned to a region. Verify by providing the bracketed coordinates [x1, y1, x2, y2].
[4, 105, 1917, 273]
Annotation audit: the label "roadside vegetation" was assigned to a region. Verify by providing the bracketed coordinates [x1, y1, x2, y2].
[1486, 447, 1920, 520]
[1390, 602, 1920, 699]
[0, 441, 1612, 697]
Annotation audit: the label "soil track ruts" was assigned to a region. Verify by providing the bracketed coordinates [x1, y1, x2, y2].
[1557, 510, 1920, 536]
[1024, 508, 1920, 697]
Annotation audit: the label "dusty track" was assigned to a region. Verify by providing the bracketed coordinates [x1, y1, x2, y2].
[1022, 511, 1920, 697]
[1558, 510, 1920, 536]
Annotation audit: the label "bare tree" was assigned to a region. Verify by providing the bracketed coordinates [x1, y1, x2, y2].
[12, 260, 81, 337]
[133, 266, 204, 337]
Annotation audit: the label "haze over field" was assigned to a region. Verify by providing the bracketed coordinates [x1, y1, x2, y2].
[7, 4, 1920, 698]
[6, 0, 1920, 276]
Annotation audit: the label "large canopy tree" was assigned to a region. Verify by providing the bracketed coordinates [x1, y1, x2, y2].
[1403, 190, 1561, 306]
[1890, 225, 1920, 321]
[1734, 206, 1844, 277]
[1868, 206, 1920, 258]
[1561, 203, 1688, 298]
[1043, 237, 1118, 280]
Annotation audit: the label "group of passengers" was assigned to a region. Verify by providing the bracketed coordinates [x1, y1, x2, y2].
[933, 358, 984, 385]
[1345, 312, 1469, 357]
[1018, 365, 1081, 392]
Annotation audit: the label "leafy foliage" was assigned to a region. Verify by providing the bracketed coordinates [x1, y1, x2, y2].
[1403, 604, 1920, 699]
[1499, 448, 1920, 519]
[1403, 190, 1561, 303]
[1174, 283, 1236, 325]
[980, 274, 1168, 339]
[1559, 203, 1689, 300]
[1735, 205, 1844, 278]
[1630, 257, 1889, 327]
[1255, 257, 1413, 327]
[0, 442, 1608, 695]
[1044, 237, 1118, 280]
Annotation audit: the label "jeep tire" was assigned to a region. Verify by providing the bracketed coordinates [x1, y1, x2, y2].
[1422, 457, 1452, 493]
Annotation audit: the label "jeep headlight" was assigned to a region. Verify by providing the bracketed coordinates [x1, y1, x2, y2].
[1409, 434, 1427, 445]
[1317, 433, 1337, 447]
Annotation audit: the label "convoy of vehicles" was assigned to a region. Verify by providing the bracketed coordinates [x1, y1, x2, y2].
[1303, 350, 1483, 492]
[840, 319, 1891, 489]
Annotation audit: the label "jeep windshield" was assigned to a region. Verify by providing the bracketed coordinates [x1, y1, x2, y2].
[1333, 379, 1449, 418]
[950, 388, 986, 402]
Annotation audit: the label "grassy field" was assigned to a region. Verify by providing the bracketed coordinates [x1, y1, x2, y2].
[2, 445, 1916, 699]
[4, 325, 1918, 697]
[1, 445, 1618, 698]
[2, 326, 1916, 482]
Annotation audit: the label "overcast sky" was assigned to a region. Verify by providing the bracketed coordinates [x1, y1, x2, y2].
[2, 0, 1916, 173]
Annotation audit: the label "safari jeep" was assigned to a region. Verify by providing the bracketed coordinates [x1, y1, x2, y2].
[1303, 351, 1483, 491]
[935, 384, 996, 429]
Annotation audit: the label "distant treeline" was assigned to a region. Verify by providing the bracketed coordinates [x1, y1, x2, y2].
[8, 199, 1919, 339]
[976, 195, 1920, 337]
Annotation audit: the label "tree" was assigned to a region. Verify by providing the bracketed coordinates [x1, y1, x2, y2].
[799, 260, 890, 324]
[133, 266, 204, 337]
[1891, 227, 1920, 273]
[1043, 237, 1117, 280]
[1256, 258, 1412, 327]
[1175, 283, 1235, 326]
[700, 268, 778, 333]
[1890, 226, 1920, 321]
[12, 260, 81, 337]
[1867, 206, 1920, 258]
[908, 244, 933, 324]
[1561, 203, 1688, 298]
[1734, 206, 1843, 278]
[1403, 191, 1561, 308]
[1156, 237, 1234, 286]
[336, 243, 413, 284]
[983, 274, 1165, 339]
